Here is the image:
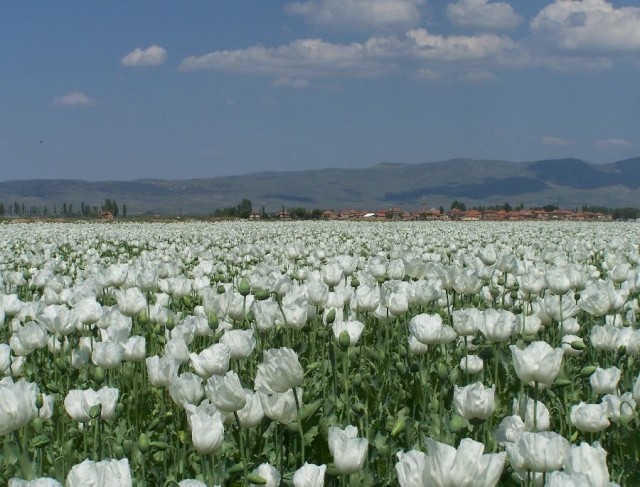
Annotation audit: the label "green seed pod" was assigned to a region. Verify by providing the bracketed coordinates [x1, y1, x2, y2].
[350, 278, 360, 288]
[217, 285, 226, 294]
[35, 393, 44, 409]
[238, 278, 251, 297]
[156, 335, 167, 345]
[352, 373, 363, 388]
[448, 369, 459, 384]
[395, 361, 407, 375]
[352, 402, 366, 414]
[122, 439, 133, 455]
[113, 445, 125, 459]
[138, 433, 150, 454]
[580, 366, 597, 377]
[31, 417, 43, 434]
[89, 404, 102, 419]
[182, 296, 193, 308]
[46, 383, 60, 393]
[437, 363, 449, 381]
[449, 415, 464, 433]
[398, 345, 408, 358]
[246, 473, 267, 484]
[338, 330, 351, 350]
[93, 367, 105, 384]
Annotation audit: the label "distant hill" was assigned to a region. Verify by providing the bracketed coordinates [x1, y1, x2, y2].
[1, 157, 640, 215]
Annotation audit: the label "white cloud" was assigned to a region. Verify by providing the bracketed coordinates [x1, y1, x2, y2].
[121, 45, 167, 67]
[404, 28, 522, 62]
[285, 0, 424, 31]
[542, 136, 573, 147]
[179, 38, 387, 78]
[179, 29, 524, 81]
[596, 138, 633, 148]
[273, 77, 310, 88]
[531, 0, 640, 52]
[447, 0, 521, 31]
[52, 92, 97, 107]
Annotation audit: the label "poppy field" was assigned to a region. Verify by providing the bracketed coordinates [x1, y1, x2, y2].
[1, 220, 639, 486]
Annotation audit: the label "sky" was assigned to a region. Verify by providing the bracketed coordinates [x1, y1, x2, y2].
[1, 0, 640, 181]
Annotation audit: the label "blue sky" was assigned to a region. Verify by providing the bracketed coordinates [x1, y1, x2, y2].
[1, 0, 639, 181]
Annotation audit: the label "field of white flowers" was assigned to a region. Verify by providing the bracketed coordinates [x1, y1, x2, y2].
[1, 220, 639, 487]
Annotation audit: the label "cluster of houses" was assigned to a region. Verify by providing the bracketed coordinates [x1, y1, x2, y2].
[270, 207, 613, 221]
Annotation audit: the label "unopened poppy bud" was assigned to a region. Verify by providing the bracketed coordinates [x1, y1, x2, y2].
[555, 378, 572, 387]
[571, 340, 587, 351]
[238, 278, 251, 297]
[580, 366, 597, 377]
[228, 463, 245, 475]
[165, 316, 175, 331]
[350, 278, 360, 288]
[391, 416, 406, 437]
[217, 285, 226, 294]
[254, 289, 270, 301]
[138, 433, 150, 453]
[246, 473, 267, 484]
[208, 312, 219, 330]
[35, 393, 44, 409]
[113, 445, 125, 459]
[115, 403, 125, 418]
[325, 309, 336, 324]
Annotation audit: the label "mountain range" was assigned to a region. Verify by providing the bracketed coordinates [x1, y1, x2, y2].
[2, 157, 640, 215]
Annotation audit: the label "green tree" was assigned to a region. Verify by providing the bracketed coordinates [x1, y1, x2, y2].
[236, 199, 252, 218]
[122, 204, 127, 218]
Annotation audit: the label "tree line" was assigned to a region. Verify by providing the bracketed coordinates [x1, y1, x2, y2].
[0, 199, 127, 218]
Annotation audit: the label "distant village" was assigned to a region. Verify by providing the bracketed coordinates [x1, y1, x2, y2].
[269, 207, 615, 222]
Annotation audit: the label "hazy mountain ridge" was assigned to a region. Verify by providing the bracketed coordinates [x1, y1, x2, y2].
[1, 157, 640, 215]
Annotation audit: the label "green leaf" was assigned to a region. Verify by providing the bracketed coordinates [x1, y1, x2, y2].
[303, 425, 319, 445]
